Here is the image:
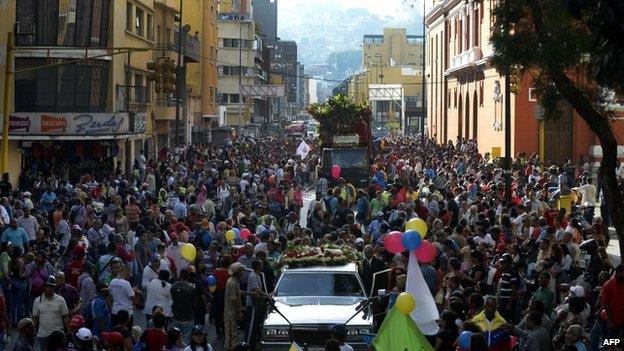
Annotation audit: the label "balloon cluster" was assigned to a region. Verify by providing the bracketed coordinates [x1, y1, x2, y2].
[384, 218, 436, 263]
[225, 228, 240, 242]
[206, 275, 217, 293]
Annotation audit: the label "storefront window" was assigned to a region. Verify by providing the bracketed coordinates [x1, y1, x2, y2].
[15, 58, 109, 112]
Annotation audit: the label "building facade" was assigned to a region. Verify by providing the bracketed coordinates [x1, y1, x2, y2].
[271, 40, 298, 117]
[425, 0, 624, 162]
[251, 0, 277, 45]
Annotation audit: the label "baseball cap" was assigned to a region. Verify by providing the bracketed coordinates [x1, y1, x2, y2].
[69, 315, 85, 329]
[569, 285, 585, 297]
[191, 325, 206, 335]
[17, 318, 34, 330]
[76, 327, 93, 341]
[150, 253, 160, 263]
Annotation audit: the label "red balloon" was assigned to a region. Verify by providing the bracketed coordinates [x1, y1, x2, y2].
[415, 240, 436, 263]
[331, 165, 341, 179]
[384, 231, 405, 254]
[240, 228, 251, 241]
[268, 175, 276, 185]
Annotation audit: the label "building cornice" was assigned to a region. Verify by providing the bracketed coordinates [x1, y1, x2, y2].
[425, 0, 462, 26]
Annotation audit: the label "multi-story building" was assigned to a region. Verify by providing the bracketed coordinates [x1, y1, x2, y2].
[271, 40, 298, 116]
[217, 2, 257, 127]
[351, 28, 424, 134]
[0, 0, 151, 184]
[251, 0, 278, 45]
[425, 0, 624, 162]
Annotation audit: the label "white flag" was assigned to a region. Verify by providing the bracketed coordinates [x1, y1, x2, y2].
[406, 253, 440, 335]
[296, 140, 310, 159]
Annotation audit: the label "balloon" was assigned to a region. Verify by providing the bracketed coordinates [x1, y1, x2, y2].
[202, 233, 212, 246]
[384, 231, 405, 254]
[457, 331, 473, 350]
[268, 175, 276, 185]
[240, 228, 251, 241]
[415, 240, 436, 262]
[225, 230, 236, 242]
[401, 230, 422, 251]
[395, 292, 416, 314]
[180, 243, 197, 261]
[207, 275, 217, 287]
[405, 218, 427, 238]
[209, 285, 216, 293]
[232, 228, 241, 239]
[600, 309, 608, 321]
[331, 165, 341, 179]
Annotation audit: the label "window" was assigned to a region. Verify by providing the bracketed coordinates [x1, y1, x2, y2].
[126, 2, 133, 31]
[147, 14, 153, 40]
[528, 88, 538, 102]
[157, 25, 162, 44]
[166, 27, 171, 44]
[134, 74, 144, 102]
[229, 94, 240, 103]
[135, 7, 144, 36]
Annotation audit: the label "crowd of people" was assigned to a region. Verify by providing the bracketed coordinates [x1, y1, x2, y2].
[0, 134, 622, 351]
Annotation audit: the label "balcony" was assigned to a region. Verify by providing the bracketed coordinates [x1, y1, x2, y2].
[116, 85, 147, 113]
[218, 12, 252, 21]
[445, 46, 482, 76]
[173, 27, 201, 63]
[153, 98, 177, 120]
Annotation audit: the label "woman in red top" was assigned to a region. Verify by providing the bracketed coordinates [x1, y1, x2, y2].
[212, 254, 232, 338]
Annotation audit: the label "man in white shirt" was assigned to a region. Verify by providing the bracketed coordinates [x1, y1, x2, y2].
[108, 259, 135, 320]
[573, 177, 597, 221]
[32, 275, 69, 349]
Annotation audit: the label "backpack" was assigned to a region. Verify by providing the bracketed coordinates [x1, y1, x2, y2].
[82, 298, 97, 329]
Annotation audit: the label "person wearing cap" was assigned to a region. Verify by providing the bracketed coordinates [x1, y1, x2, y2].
[14, 318, 36, 351]
[32, 275, 69, 350]
[185, 325, 214, 351]
[224, 262, 245, 350]
[101, 331, 124, 351]
[75, 327, 96, 351]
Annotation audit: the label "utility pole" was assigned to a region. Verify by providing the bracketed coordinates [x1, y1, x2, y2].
[238, 20, 243, 134]
[420, 0, 427, 140]
[504, 67, 512, 203]
[175, 0, 184, 146]
[1, 32, 13, 174]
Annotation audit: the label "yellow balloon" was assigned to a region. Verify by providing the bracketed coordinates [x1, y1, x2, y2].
[395, 292, 416, 315]
[405, 218, 427, 238]
[209, 285, 217, 293]
[180, 243, 197, 261]
[225, 230, 235, 242]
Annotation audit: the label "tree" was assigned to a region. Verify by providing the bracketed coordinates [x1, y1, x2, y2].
[332, 77, 352, 97]
[490, 0, 624, 255]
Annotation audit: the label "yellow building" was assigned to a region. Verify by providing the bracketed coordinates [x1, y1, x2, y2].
[362, 28, 423, 69]
[350, 28, 424, 134]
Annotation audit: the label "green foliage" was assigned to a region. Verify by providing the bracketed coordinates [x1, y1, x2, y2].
[307, 94, 372, 146]
[489, 0, 620, 119]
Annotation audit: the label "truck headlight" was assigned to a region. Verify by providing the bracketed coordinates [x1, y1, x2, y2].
[264, 328, 290, 338]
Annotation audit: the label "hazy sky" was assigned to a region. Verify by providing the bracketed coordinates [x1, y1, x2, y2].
[278, 0, 425, 18]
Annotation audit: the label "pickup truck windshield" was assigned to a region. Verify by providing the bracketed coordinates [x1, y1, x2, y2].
[324, 149, 367, 168]
[275, 273, 365, 297]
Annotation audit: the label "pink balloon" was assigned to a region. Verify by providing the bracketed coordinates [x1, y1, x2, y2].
[240, 229, 251, 241]
[415, 240, 436, 263]
[331, 165, 341, 179]
[384, 231, 405, 254]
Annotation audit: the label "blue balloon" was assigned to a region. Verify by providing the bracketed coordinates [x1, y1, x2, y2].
[401, 230, 422, 251]
[207, 275, 217, 287]
[202, 233, 212, 246]
[457, 331, 473, 350]
[233, 228, 241, 239]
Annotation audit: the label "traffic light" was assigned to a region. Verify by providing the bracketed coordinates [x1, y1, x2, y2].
[510, 65, 522, 95]
[146, 58, 176, 94]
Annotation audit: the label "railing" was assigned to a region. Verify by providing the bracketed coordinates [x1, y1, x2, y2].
[450, 46, 482, 71]
[173, 27, 201, 63]
[116, 85, 147, 112]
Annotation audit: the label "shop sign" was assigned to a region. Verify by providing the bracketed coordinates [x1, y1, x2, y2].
[333, 134, 360, 146]
[132, 113, 147, 133]
[3, 112, 132, 135]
